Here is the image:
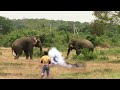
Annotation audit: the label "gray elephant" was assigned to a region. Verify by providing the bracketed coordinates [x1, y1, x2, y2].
[12, 36, 42, 60]
[66, 39, 94, 58]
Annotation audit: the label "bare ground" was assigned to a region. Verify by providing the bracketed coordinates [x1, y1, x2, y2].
[0, 47, 120, 79]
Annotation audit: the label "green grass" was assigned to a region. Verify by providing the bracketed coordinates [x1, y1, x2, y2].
[72, 48, 109, 61]
[58, 68, 120, 79]
[0, 62, 25, 66]
[0, 47, 120, 79]
[108, 60, 120, 63]
[0, 72, 22, 76]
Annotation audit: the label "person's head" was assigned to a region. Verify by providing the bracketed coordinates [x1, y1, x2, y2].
[44, 51, 48, 55]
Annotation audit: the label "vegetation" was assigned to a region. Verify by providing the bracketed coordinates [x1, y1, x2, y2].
[0, 12, 120, 57]
[0, 11, 120, 78]
[0, 46, 119, 79]
[0, 16, 13, 35]
[0, 13, 120, 48]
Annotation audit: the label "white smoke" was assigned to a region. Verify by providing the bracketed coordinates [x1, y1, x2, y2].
[48, 47, 72, 68]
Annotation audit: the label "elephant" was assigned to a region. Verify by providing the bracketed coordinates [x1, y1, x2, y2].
[66, 39, 94, 58]
[86, 35, 97, 47]
[12, 36, 42, 60]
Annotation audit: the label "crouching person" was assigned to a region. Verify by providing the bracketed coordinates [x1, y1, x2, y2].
[40, 51, 51, 79]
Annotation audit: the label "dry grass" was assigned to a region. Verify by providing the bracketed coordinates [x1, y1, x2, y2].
[0, 47, 120, 79]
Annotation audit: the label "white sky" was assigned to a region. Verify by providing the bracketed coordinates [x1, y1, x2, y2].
[0, 11, 95, 23]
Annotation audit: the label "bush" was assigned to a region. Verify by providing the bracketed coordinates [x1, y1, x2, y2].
[98, 55, 109, 60]
[1, 29, 41, 47]
[95, 49, 109, 60]
[73, 48, 110, 61]
[73, 48, 97, 61]
[33, 48, 41, 57]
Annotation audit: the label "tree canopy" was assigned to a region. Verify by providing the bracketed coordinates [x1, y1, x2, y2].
[0, 16, 13, 34]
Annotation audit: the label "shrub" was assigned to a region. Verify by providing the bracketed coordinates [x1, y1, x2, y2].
[97, 55, 109, 60]
[73, 48, 97, 61]
[73, 48, 110, 61]
[33, 48, 41, 57]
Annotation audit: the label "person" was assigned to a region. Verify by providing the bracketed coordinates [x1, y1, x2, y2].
[40, 51, 51, 79]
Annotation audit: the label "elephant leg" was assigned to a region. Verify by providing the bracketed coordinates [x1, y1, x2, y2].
[76, 49, 81, 55]
[67, 48, 71, 59]
[13, 47, 22, 59]
[91, 48, 94, 52]
[29, 49, 33, 60]
[14, 53, 18, 59]
[13, 51, 17, 59]
[14, 51, 22, 59]
[89, 48, 94, 53]
[24, 50, 29, 59]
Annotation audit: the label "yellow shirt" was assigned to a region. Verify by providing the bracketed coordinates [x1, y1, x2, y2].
[41, 55, 51, 65]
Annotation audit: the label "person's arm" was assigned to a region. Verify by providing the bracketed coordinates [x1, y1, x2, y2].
[49, 60, 51, 64]
[41, 59, 43, 63]
[40, 57, 43, 63]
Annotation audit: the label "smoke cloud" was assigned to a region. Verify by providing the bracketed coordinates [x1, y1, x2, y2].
[48, 47, 72, 68]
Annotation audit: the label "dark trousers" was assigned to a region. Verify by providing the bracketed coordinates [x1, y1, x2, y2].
[42, 65, 50, 75]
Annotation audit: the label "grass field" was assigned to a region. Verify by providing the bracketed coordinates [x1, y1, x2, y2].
[0, 47, 120, 79]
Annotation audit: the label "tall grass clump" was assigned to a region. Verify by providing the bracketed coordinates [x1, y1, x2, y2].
[73, 48, 109, 61]
[73, 48, 97, 61]
[108, 47, 120, 55]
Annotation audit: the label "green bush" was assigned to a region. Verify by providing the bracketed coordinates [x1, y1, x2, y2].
[72, 48, 110, 61]
[95, 49, 109, 60]
[73, 48, 97, 61]
[1, 29, 41, 47]
[1, 24, 120, 55]
[98, 55, 109, 60]
[108, 47, 120, 55]
[33, 48, 41, 57]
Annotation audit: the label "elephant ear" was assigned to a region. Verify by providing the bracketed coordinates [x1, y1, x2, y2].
[33, 37, 37, 45]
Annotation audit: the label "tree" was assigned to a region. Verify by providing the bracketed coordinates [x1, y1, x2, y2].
[0, 16, 13, 34]
[92, 11, 120, 36]
[58, 24, 73, 32]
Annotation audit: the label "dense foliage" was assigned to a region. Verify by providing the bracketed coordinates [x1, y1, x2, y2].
[0, 12, 120, 52]
[0, 16, 13, 35]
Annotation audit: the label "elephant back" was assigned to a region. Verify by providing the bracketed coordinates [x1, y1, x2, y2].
[78, 39, 94, 49]
[12, 37, 33, 47]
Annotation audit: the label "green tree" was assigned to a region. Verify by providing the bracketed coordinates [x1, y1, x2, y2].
[0, 16, 13, 34]
[92, 11, 120, 36]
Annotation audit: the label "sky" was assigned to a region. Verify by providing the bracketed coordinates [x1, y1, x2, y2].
[0, 11, 95, 23]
